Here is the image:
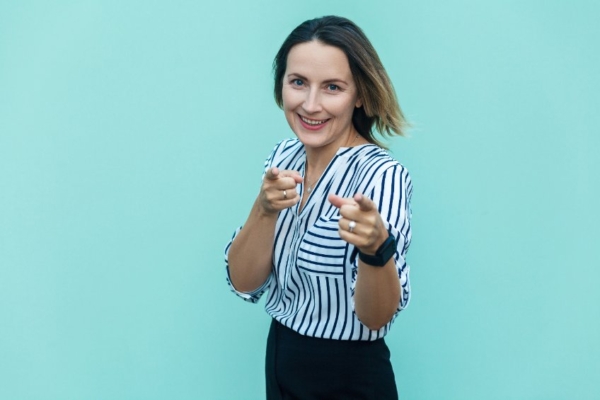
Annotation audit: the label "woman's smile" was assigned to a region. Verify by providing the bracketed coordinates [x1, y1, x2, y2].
[298, 114, 330, 130]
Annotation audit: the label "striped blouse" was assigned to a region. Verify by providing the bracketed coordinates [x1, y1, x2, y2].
[225, 139, 412, 341]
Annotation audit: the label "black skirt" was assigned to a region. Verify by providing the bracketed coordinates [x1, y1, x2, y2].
[266, 319, 398, 400]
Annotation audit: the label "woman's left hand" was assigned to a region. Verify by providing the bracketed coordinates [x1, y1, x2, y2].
[328, 193, 389, 255]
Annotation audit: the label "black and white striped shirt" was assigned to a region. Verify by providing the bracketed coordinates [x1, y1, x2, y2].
[225, 139, 412, 341]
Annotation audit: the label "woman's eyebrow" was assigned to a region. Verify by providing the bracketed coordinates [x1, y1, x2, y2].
[287, 73, 348, 85]
[323, 78, 349, 85]
[287, 72, 308, 80]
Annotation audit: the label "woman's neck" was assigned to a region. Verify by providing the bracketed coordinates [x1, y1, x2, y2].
[303, 131, 367, 193]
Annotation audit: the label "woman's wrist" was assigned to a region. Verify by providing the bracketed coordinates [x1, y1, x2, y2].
[254, 199, 281, 219]
[357, 225, 389, 255]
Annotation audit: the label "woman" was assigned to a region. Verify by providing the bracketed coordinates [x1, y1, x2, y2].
[225, 15, 412, 399]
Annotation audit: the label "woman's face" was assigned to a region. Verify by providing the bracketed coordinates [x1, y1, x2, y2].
[282, 40, 362, 154]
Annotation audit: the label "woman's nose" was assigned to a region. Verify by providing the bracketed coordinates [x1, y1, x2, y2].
[302, 89, 322, 113]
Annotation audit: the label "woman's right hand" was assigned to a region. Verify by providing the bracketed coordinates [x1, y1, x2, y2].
[259, 167, 303, 215]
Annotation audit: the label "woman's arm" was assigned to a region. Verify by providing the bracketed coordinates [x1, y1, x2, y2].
[227, 167, 303, 292]
[329, 193, 400, 330]
[354, 236, 401, 331]
[328, 163, 412, 330]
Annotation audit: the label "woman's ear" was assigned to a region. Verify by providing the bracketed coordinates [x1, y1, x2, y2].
[355, 98, 362, 108]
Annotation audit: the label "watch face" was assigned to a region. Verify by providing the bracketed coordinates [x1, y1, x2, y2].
[360, 234, 396, 267]
[378, 235, 396, 262]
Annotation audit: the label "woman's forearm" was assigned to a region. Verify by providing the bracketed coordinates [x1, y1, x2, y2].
[354, 258, 401, 331]
[229, 168, 303, 293]
[227, 198, 279, 292]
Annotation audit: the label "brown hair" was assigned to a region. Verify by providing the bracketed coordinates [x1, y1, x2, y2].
[273, 15, 407, 148]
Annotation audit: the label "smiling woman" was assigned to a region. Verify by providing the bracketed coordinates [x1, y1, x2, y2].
[225, 15, 412, 399]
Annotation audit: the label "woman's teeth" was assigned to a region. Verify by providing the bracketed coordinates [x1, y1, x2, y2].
[300, 115, 328, 125]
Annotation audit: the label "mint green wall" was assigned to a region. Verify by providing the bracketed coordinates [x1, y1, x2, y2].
[1, 1, 598, 399]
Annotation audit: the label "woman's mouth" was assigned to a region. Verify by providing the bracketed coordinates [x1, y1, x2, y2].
[298, 114, 330, 130]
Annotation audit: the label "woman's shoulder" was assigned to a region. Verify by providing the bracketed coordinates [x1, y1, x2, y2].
[262, 138, 305, 171]
[348, 144, 408, 173]
[267, 138, 304, 161]
[273, 138, 302, 152]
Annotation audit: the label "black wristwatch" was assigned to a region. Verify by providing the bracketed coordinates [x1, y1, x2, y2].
[358, 232, 397, 267]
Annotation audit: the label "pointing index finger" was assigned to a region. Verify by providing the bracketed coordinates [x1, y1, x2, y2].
[265, 167, 279, 180]
[328, 193, 357, 209]
[354, 193, 375, 212]
[279, 170, 304, 184]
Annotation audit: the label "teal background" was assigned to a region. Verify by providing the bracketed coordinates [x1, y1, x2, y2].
[1, 1, 599, 399]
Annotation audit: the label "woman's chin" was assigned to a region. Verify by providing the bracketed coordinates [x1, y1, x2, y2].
[295, 134, 325, 149]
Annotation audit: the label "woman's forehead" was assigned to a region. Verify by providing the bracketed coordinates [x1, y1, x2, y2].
[286, 41, 353, 81]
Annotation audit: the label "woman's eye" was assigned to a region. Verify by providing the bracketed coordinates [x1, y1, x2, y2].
[292, 79, 303, 86]
[328, 84, 339, 91]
